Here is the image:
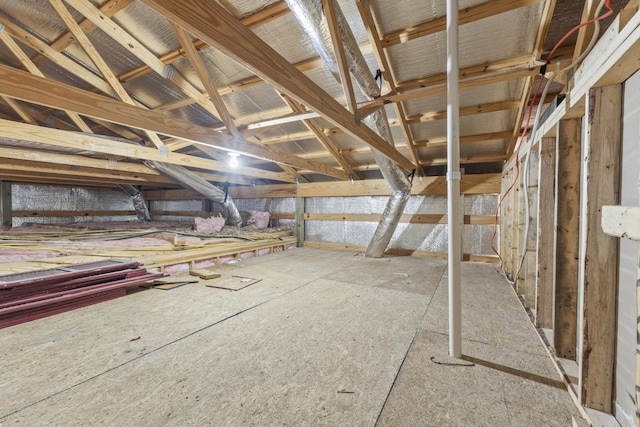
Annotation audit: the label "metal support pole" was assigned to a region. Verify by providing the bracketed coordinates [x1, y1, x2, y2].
[447, 0, 462, 358]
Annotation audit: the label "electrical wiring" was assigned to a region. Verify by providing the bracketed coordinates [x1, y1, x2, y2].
[491, 0, 613, 284]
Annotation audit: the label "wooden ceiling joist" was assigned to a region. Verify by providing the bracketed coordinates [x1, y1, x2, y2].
[0, 117, 293, 183]
[0, 65, 348, 180]
[142, 0, 415, 172]
[0, 145, 253, 186]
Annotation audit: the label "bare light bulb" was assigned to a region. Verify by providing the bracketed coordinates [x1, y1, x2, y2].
[228, 152, 239, 168]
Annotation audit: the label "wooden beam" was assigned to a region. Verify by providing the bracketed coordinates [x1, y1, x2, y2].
[322, 0, 357, 114]
[356, 0, 421, 170]
[171, 23, 238, 136]
[579, 85, 621, 412]
[116, 1, 290, 83]
[1, 96, 38, 126]
[64, 0, 226, 121]
[0, 65, 347, 180]
[303, 212, 495, 225]
[0, 180, 11, 227]
[33, 0, 134, 65]
[48, 0, 166, 148]
[523, 148, 540, 308]
[419, 154, 507, 166]
[406, 99, 521, 124]
[0, 118, 293, 182]
[535, 137, 556, 329]
[141, 0, 415, 172]
[381, 0, 544, 48]
[573, 0, 598, 63]
[414, 131, 513, 147]
[507, 0, 558, 156]
[0, 145, 253, 186]
[396, 53, 536, 93]
[298, 173, 501, 197]
[361, 66, 546, 113]
[279, 94, 359, 178]
[295, 196, 305, 247]
[554, 118, 582, 360]
[143, 173, 501, 199]
[0, 27, 93, 133]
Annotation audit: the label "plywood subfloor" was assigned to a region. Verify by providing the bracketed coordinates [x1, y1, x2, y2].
[0, 248, 577, 425]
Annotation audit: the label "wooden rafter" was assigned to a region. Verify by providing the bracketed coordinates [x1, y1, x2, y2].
[356, 0, 421, 172]
[0, 65, 347, 180]
[32, 0, 135, 65]
[64, 0, 226, 122]
[49, 0, 166, 149]
[279, 93, 360, 179]
[170, 22, 238, 136]
[117, 1, 289, 83]
[507, 0, 557, 156]
[141, 0, 415, 172]
[0, 26, 93, 133]
[322, 0, 357, 113]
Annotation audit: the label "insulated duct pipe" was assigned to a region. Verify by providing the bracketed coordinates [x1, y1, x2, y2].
[285, 0, 411, 258]
[145, 161, 243, 226]
[118, 184, 151, 221]
[447, 0, 462, 358]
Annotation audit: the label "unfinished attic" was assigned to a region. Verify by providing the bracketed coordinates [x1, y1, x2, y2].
[1, 0, 639, 425]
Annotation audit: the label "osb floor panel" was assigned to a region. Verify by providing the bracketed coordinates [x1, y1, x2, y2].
[0, 248, 577, 426]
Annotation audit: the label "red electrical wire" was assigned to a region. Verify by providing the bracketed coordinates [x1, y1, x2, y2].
[490, 0, 614, 276]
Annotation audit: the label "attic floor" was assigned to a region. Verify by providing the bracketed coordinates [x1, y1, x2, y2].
[0, 247, 578, 426]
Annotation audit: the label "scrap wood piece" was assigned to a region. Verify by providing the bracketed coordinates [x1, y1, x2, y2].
[141, 275, 200, 291]
[189, 269, 221, 280]
[206, 275, 261, 291]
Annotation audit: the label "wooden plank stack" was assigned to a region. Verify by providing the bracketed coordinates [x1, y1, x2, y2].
[0, 259, 163, 329]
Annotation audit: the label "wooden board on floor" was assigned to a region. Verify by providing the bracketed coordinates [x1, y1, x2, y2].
[206, 276, 261, 291]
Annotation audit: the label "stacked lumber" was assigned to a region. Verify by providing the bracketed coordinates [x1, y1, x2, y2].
[0, 259, 163, 329]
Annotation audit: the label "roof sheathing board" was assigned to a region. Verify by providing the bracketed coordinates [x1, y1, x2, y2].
[387, 4, 544, 84]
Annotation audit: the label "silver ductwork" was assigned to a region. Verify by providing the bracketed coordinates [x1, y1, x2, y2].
[285, 0, 412, 258]
[118, 184, 151, 221]
[145, 161, 243, 227]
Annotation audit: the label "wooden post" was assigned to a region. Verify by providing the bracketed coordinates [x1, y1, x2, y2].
[524, 149, 539, 309]
[0, 181, 11, 228]
[295, 197, 305, 247]
[201, 199, 212, 218]
[500, 169, 514, 277]
[460, 194, 465, 260]
[554, 117, 582, 360]
[578, 85, 622, 412]
[536, 137, 556, 328]
[511, 168, 524, 284]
